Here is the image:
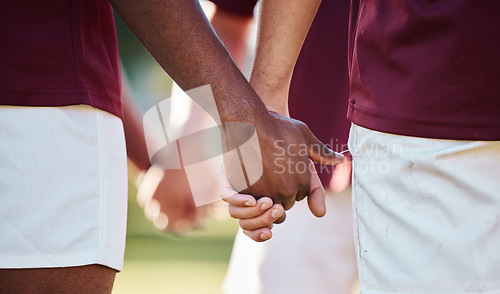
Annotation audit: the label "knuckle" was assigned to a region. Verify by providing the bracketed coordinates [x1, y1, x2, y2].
[240, 218, 263, 231]
[239, 219, 250, 230]
[278, 186, 295, 199]
[298, 177, 310, 190]
[278, 194, 296, 206]
[282, 200, 295, 211]
[296, 193, 306, 202]
[228, 205, 239, 218]
[220, 194, 233, 203]
[263, 212, 277, 225]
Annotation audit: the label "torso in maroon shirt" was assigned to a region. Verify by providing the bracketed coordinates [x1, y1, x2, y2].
[348, 0, 500, 140]
[0, 0, 122, 118]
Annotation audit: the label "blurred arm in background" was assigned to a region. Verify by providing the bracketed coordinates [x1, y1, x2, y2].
[210, 4, 255, 70]
[123, 73, 205, 234]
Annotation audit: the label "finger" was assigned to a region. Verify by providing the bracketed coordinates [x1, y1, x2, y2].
[295, 181, 310, 202]
[228, 197, 274, 219]
[301, 125, 344, 165]
[153, 211, 170, 232]
[222, 193, 257, 207]
[307, 163, 327, 217]
[164, 199, 197, 234]
[220, 159, 256, 207]
[167, 219, 192, 235]
[160, 202, 188, 233]
[239, 204, 285, 231]
[144, 198, 161, 221]
[274, 211, 287, 224]
[149, 204, 190, 235]
[136, 167, 163, 208]
[281, 198, 296, 211]
[243, 228, 273, 242]
[220, 164, 242, 200]
[307, 185, 326, 217]
[220, 182, 239, 201]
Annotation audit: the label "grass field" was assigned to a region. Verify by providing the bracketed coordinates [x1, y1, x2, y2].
[112, 183, 239, 294]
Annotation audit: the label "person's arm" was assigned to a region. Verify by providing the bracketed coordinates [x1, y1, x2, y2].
[250, 0, 322, 114]
[110, 0, 343, 210]
[222, 0, 325, 242]
[110, 0, 262, 121]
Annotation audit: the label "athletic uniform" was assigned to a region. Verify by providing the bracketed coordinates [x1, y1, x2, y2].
[348, 0, 500, 292]
[0, 0, 127, 271]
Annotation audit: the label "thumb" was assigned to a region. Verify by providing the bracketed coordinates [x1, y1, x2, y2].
[301, 124, 344, 165]
[307, 162, 327, 217]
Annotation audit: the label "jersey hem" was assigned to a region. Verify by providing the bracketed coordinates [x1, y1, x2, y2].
[347, 103, 500, 141]
[0, 88, 122, 119]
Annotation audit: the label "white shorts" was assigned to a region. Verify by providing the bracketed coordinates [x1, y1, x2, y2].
[0, 105, 128, 271]
[223, 188, 358, 294]
[348, 124, 500, 293]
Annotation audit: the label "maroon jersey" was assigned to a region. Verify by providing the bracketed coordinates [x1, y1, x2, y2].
[0, 0, 122, 118]
[348, 0, 500, 140]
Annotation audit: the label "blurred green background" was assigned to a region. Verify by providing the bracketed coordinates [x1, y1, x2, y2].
[112, 183, 238, 294]
[113, 12, 239, 294]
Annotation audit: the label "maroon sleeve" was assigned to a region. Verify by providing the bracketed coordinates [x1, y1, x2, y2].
[288, 0, 351, 187]
[209, 0, 258, 17]
[0, 0, 122, 119]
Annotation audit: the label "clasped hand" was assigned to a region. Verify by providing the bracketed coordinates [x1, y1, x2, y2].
[221, 111, 344, 241]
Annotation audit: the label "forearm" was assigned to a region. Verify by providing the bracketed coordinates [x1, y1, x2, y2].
[250, 0, 321, 115]
[109, 0, 268, 123]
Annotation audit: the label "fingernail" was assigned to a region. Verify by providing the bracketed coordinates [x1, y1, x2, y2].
[261, 203, 271, 210]
[244, 201, 252, 207]
[260, 233, 270, 240]
[272, 208, 281, 218]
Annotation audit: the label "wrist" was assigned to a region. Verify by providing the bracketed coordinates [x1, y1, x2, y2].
[212, 81, 272, 125]
[253, 92, 290, 118]
[264, 104, 289, 118]
[249, 75, 290, 117]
